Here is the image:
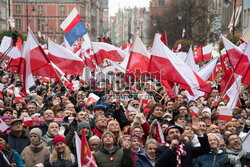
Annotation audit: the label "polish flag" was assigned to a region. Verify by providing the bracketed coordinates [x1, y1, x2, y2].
[138, 98, 149, 104]
[121, 43, 132, 54]
[198, 57, 218, 81]
[6, 84, 14, 95]
[83, 49, 97, 71]
[0, 118, 9, 133]
[72, 80, 80, 91]
[48, 38, 84, 76]
[146, 81, 157, 90]
[14, 88, 26, 105]
[225, 75, 242, 110]
[126, 105, 137, 115]
[126, 35, 150, 79]
[0, 83, 4, 98]
[202, 45, 212, 61]
[92, 42, 127, 65]
[148, 35, 211, 96]
[221, 35, 243, 69]
[87, 93, 100, 103]
[96, 84, 105, 91]
[220, 68, 235, 97]
[19, 29, 59, 95]
[218, 109, 233, 122]
[191, 106, 199, 117]
[186, 46, 199, 73]
[40, 77, 50, 82]
[193, 45, 203, 63]
[234, 41, 250, 86]
[220, 48, 229, 73]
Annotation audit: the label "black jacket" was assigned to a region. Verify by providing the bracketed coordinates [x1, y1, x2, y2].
[219, 152, 250, 167]
[8, 130, 30, 154]
[155, 134, 210, 167]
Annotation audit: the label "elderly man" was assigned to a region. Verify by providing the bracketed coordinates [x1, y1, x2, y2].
[93, 131, 133, 167]
[155, 117, 210, 167]
[39, 109, 55, 135]
[219, 134, 250, 166]
[8, 119, 30, 154]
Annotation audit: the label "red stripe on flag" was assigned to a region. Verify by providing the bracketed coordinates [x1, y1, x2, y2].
[218, 115, 232, 122]
[64, 15, 82, 33]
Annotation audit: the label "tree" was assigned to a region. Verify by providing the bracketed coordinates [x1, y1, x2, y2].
[147, 0, 216, 49]
[0, 30, 25, 44]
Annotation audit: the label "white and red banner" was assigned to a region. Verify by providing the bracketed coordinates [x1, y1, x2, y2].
[87, 93, 100, 103]
[0, 118, 9, 133]
[218, 109, 233, 122]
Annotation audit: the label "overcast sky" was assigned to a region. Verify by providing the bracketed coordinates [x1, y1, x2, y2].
[109, 0, 150, 16]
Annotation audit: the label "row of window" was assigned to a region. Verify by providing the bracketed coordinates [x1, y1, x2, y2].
[15, 19, 65, 31]
[15, 5, 66, 15]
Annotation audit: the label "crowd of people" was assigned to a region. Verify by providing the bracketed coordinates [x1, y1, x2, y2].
[0, 67, 249, 167]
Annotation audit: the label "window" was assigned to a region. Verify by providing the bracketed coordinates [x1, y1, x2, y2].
[244, 9, 246, 28]
[16, 5, 20, 14]
[38, 19, 43, 31]
[248, 9, 250, 27]
[16, 19, 21, 30]
[38, 5, 43, 15]
[60, 6, 65, 15]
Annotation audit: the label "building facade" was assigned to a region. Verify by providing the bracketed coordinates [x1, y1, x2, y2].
[242, 0, 250, 33]
[0, 0, 12, 31]
[12, 0, 103, 43]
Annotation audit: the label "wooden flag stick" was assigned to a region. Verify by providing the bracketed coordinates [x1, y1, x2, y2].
[221, 69, 235, 98]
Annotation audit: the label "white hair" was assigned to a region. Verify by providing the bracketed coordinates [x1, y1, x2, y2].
[89, 135, 101, 142]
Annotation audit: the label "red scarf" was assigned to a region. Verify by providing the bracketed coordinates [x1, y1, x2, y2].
[165, 142, 186, 167]
[92, 127, 103, 139]
[0, 145, 5, 151]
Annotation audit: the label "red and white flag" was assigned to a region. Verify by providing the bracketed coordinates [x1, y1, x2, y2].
[14, 88, 26, 105]
[40, 77, 50, 83]
[198, 57, 218, 81]
[182, 28, 186, 38]
[191, 106, 199, 117]
[75, 131, 97, 167]
[156, 121, 165, 144]
[202, 45, 212, 61]
[186, 46, 199, 73]
[148, 35, 211, 96]
[225, 75, 242, 110]
[87, 93, 100, 103]
[126, 35, 150, 79]
[234, 41, 250, 86]
[0, 83, 4, 98]
[126, 105, 138, 115]
[19, 29, 59, 95]
[92, 42, 126, 65]
[6, 84, 14, 95]
[221, 35, 243, 69]
[218, 109, 233, 122]
[48, 38, 84, 76]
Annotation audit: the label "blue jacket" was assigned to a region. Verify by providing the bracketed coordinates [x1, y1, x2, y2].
[136, 151, 154, 167]
[8, 131, 30, 154]
[194, 150, 225, 167]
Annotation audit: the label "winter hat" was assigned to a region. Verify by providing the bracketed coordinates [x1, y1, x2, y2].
[101, 131, 115, 143]
[0, 133, 8, 143]
[131, 134, 141, 142]
[53, 135, 66, 146]
[202, 107, 211, 115]
[77, 121, 91, 131]
[1, 116, 11, 121]
[30, 128, 42, 139]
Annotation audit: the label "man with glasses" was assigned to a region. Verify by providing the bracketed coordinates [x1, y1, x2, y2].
[219, 134, 250, 166]
[8, 119, 30, 154]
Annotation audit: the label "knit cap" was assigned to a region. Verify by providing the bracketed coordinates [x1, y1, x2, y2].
[53, 135, 66, 146]
[77, 121, 91, 131]
[101, 131, 115, 143]
[30, 128, 42, 139]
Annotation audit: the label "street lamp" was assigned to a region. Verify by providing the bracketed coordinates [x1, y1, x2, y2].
[32, 5, 36, 15]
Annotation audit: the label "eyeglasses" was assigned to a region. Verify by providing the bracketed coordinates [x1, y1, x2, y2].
[133, 104, 139, 106]
[229, 136, 241, 142]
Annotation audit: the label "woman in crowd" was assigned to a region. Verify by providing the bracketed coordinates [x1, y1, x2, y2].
[44, 135, 76, 167]
[21, 128, 50, 167]
[42, 122, 59, 152]
[107, 120, 122, 144]
[195, 133, 225, 167]
[136, 139, 158, 167]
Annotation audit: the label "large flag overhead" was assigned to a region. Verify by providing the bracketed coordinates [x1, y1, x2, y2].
[198, 57, 218, 81]
[148, 34, 211, 96]
[126, 35, 150, 79]
[221, 35, 243, 69]
[48, 38, 84, 76]
[92, 42, 127, 65]
[185, 46, 199, 73]
[202, 45, 212, 61]
[60, 7, 87, 44]
[234, 41, 250, 86]
[19, 29, 58, 95]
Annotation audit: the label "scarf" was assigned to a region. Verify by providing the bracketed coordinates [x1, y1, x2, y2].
[226, 148, 247, 167]
[30, 142, 43, 153]
[166, 142, 186, 167]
